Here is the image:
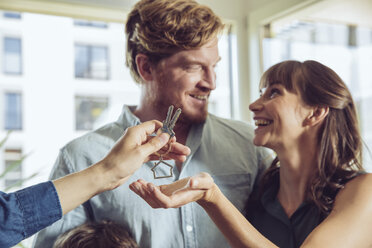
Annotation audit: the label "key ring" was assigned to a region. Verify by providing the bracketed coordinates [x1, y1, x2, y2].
[154, 140, 173, 157]
[151, 141, 174, 179]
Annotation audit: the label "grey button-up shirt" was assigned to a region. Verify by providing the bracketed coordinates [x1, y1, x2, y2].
[33, 105, 272, 248]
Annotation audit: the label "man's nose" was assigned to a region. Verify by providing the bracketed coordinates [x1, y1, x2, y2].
[202, 67, 216, 90]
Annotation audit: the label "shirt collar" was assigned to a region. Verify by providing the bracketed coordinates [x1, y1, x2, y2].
[117, 105, 141, 128]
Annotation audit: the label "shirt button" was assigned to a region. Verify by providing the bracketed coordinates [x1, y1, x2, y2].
[186, 225, 193, 232]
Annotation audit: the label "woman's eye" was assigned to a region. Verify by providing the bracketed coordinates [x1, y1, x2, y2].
[268, 88, 280, 99]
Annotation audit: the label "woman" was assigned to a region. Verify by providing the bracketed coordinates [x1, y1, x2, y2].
[130, 60, 372, 248]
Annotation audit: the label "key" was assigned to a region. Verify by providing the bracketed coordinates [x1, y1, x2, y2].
[160, 105, 182, 138]
[151, 105, 182, 179]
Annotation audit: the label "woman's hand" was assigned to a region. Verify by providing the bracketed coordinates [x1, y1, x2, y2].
[129, 172, 217, 208]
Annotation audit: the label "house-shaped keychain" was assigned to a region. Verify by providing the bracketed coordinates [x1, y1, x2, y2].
[151, 159, 173, 179]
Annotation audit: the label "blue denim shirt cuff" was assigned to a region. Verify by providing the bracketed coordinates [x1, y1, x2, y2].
[15, 181, 62, 238]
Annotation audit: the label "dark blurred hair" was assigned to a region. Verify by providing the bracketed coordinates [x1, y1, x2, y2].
[259, 60, 364, 215]
[53, 220, 139, 248]
[125, 0, 224, 83]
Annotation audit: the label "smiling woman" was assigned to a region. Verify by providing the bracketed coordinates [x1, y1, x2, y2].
[249, 83, 313, 149]
[131, 60, 372, 248]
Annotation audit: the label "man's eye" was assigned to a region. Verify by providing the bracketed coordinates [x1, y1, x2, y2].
[185, 65, 202, 71]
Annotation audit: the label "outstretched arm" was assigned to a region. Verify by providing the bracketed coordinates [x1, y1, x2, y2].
[54, 120, 190, 214]
[0, 120, 190, 247]
[131, 172, 372, 248]
[130, 173, 277, 248]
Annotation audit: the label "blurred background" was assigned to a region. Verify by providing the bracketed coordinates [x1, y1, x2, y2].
[0, 0, 372, 245]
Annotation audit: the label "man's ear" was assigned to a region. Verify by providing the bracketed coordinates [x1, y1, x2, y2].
[305, 106, 329, 127]
[136, 54, 153, 81]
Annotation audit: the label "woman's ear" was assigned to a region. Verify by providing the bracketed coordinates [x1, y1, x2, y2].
[136, 54, 153, 82]
[305, 106, 329, 127]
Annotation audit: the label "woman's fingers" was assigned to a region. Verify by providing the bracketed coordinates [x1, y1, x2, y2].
[189, 173, 214, 189]
[129, 180, 160, 208]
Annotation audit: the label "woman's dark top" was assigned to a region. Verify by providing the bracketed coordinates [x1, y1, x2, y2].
[246, 179, 323, 248]
[245, 171, 362, 248]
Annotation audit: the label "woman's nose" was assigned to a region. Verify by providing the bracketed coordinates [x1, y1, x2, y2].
[249, 98, 263, 112]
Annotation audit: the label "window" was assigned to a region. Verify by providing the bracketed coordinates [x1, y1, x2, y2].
[3, 149, 23, 189]
[75, 96, 108, 130]
[262, 21, 372, 171]
[3, 12, 21, 19]
[74, 19, 107, 28]
[4, 93, 22, 130]
[75, 44, 109, 80]
[211, 24, 238, 119]
[3, 37, 22, 74]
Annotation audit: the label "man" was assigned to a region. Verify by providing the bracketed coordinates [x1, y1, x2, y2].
[33, 0, 271, 247]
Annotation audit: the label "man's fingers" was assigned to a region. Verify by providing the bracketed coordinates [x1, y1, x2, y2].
[170, 142, 191, 156]
[139, 133, 170, 157]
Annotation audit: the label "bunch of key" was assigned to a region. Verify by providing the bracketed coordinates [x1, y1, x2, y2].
[151, 105, 182, 179]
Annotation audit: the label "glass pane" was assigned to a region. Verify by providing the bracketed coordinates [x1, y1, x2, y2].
[3, 12, 21, 19]
[3, 149, 23, 188]
[75, 44, 89, 78]
[5, 160, 22, 172]
[75, 44, 109, 79]
[91, 46, 109, 79]
[75, 96, 108, 130]
[74, 19, 107, 28]
[5, 93, 22, 130]
[3, 37, 22, 74]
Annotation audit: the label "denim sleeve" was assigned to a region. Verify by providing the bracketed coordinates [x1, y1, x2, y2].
[0, 181, 62, 247]
[33, 148, 91, 248]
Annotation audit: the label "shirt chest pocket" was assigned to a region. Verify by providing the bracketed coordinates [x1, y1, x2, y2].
[212, 173, 252, 212]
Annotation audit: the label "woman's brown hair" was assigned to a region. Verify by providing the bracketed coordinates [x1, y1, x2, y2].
[259, 60, 364, 215]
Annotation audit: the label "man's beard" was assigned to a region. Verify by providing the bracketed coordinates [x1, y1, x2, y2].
[178, 108, 208, 125]
[156, 101, 208, 126]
